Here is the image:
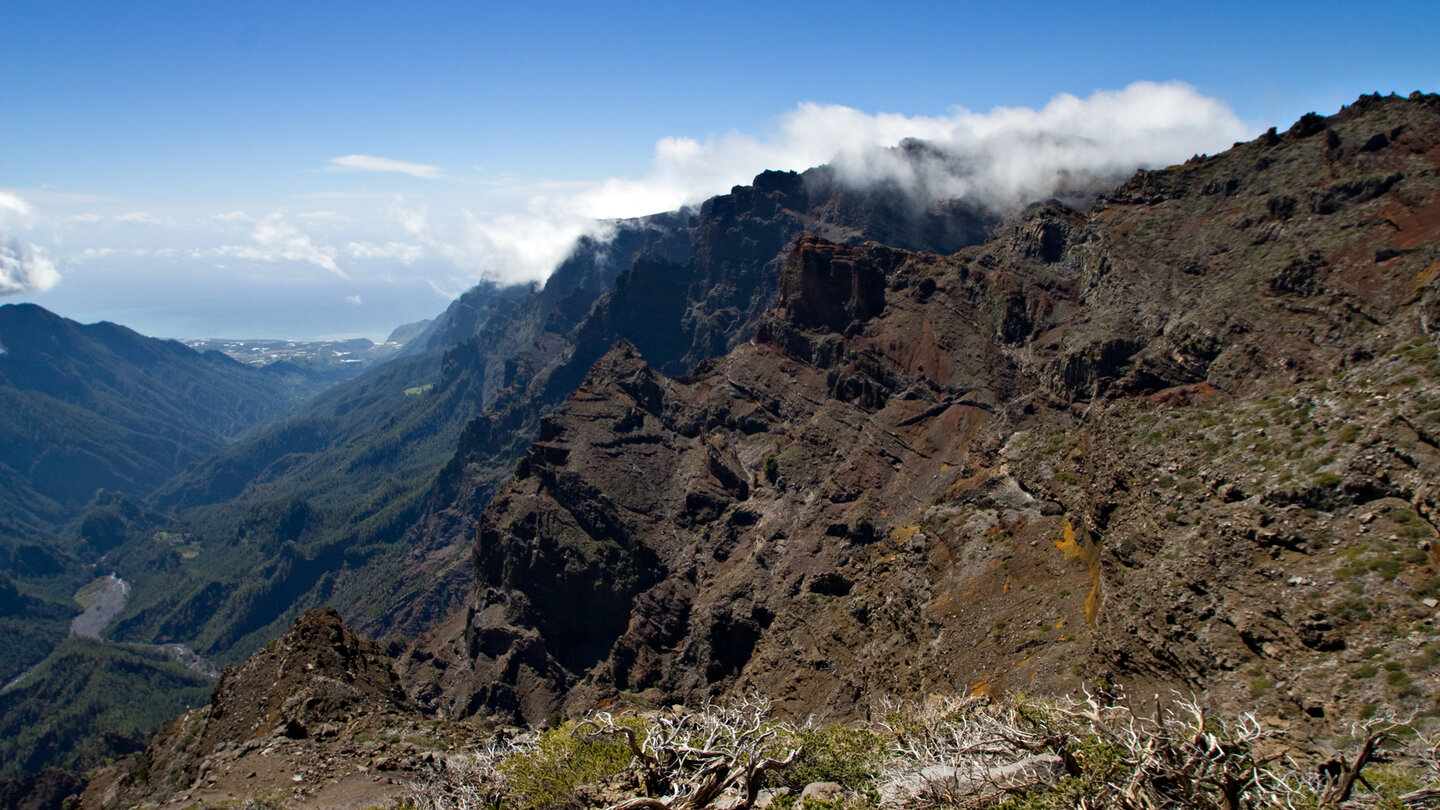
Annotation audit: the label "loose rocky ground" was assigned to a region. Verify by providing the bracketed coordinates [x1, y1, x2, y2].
[81, 609, 496, 810]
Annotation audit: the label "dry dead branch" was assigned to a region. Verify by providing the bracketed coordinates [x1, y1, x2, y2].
[575, 696, 797, 810]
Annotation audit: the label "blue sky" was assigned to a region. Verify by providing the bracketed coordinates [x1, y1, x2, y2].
[2, 1, 1436, 340]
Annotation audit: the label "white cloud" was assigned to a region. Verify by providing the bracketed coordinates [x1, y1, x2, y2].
[0, 241, 61, 296]
[0, 192, 61, 295]
[208, 213, 348, 278]
[439, 81, 1251, 284]
[0, 191, 35, 223]
[386, 197, 429, 236]
[566, 81, 1250, 219]
[298, 210, 352, 223]
[250, 213, 345, 277]
[331, 154, 441, 179]
[434, 209, 604, 286]
[17, 84, 1253, 312]
[344, 294, 362, 305]
[428, 277, 466, 299]
[116, 211, 179, 226]
[347, 241, 424, 263]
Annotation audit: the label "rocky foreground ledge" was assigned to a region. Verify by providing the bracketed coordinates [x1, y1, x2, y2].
[81, 609, 491, 809]
[81, 609, 1440, 810]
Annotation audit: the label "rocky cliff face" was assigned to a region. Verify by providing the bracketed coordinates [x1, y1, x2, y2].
[381, 165, 1005, 641]
[406, 93, 1440, 737]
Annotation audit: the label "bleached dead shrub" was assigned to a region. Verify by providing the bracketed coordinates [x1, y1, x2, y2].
[403, 736, 532, 810]
[575, 695, 798, 810]
[400, 693, 1438, 809]
[872, 691, 1430, 810]
[874, 695, 1069, 808]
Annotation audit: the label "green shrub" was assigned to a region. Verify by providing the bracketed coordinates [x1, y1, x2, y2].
[778, 724, 888, 791]
[498, 719, 643, 810]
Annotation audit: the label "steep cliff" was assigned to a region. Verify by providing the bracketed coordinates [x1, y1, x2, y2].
[379, 166, 1004, 640]
[406, 93, 1440, 736]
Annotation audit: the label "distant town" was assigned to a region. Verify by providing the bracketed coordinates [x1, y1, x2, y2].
[182, 337, 402, 368]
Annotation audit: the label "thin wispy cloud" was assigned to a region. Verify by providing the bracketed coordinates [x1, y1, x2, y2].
[330, 154, 442, 179]
[347, 241, 424, 263]
[298, 210, 352, 223]
[116, 211, 179, 226]
[0, 191, 35, 223]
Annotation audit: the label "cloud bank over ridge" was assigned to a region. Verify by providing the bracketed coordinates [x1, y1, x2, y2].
[568, 81, 1250, 220]
[9, 82, 1254, 336]
[452, 81, 1251, 284]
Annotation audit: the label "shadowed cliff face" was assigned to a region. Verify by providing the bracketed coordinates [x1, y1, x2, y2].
[384, 166, 1005, 642]
[409, 94, 1440, 734]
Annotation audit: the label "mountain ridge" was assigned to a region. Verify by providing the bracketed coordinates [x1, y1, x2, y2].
[15, 90, 1440, 809]
[393, 91, 1440, 732]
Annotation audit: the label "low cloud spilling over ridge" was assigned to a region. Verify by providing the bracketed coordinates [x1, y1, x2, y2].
[451, 82, 1251, 283]
[7, 82, 1257, 335]
[567, 81, 1251, 220]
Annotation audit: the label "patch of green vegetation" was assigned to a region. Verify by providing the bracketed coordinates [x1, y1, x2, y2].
[1414, 577, 1440, 600]
[498, 719, 643, 810]
[1333, 598, 1373, 622]
[0, 636, 214, 781]
[778, 725, 888, 791]
[1369, 558, 1404, 581]
[762, 453, 780, 484]
[1044, 430, 1080, 456]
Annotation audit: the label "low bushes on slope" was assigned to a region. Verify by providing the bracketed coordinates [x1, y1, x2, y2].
[402, 693, 1440, 809]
